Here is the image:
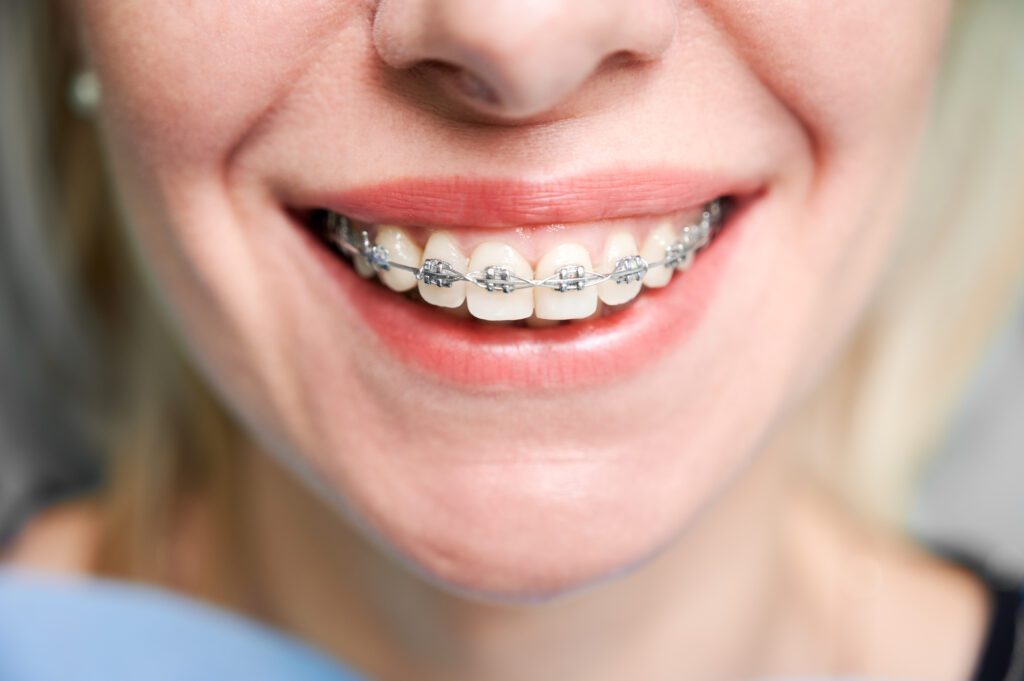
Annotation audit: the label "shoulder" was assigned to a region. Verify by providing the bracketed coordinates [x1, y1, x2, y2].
[848, 532, 993, 680]
[837, 529, 1024, 681]
[0, 497, 101, 574]
[785, 490, 996, 680]
[963, 566, 1024, 681]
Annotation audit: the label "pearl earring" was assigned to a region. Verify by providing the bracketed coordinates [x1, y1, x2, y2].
[68, 70, 101, 116]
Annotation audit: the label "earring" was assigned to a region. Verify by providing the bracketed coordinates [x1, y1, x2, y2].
[68, 70, 101, 117]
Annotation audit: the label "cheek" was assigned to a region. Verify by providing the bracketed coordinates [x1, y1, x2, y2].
[726, 1, 952, 388]
[75, 1, 348, 167]
[73, 1, 371, 455]
[707, 0, 952, 150]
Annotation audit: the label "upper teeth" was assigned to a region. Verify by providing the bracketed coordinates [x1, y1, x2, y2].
[320, 200, 724, 321]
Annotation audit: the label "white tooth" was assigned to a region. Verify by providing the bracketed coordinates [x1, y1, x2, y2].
[533, 243, 597, 321]
[597, 232, 643, 306]
[640, 221, 678, 288]
[375, 226, 422, 292]
[353, 253, 376, 279]
[417, 231, 469, 308]
[466, 242, 534, 321]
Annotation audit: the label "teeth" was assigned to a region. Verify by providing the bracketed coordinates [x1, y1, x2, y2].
[375, 226, 422, 292]
[466, 242, 534, 321]
[533, 243, 598, 320]
[597, 232, 643, 306]
[353, 252, 376, 279]
[417, 231, 469, 308]
[324, 199, 725, 319]
[640, 221, 678, 288]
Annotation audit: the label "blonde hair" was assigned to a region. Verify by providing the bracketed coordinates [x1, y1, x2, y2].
[1, 0, 1022, 599]
[793, 0, 1024, 522]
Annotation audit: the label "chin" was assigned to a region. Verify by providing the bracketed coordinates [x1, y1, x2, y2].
[324, 448, 710, 603]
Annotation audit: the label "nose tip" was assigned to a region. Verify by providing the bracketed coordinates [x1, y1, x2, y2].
[372, 0, 676, 120]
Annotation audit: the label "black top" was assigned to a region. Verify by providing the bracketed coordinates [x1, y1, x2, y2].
[930, 543, 1024, 681]
[966, 569, 1024, 675]
[972, 574, 1024, 680]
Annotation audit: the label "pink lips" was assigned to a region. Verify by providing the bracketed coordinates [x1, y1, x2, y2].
[311, 169, 760, 228]
[298, 170, 761, 390]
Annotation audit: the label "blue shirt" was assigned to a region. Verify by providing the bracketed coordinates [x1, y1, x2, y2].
[0, 568, 365, 681]
[3, 565, 1005, 680]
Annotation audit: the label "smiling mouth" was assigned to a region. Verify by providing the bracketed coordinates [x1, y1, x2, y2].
[301, 197, 731, 327]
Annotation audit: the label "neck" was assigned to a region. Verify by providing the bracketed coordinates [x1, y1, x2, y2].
[230, 432, 829, 681]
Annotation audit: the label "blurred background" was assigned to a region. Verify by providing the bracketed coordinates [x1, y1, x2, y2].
[909, 293, 1024, 576]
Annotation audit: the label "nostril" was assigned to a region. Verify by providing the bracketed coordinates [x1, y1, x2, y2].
[418, 59, 502, 107]
[604, 49, 645, 68]
[455, 68, 501, 106]
[595, 49, 656, 78]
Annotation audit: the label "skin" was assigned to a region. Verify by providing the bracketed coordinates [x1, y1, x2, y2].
[10, 0, 993, 678]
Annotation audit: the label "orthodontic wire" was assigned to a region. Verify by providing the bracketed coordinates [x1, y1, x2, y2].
[319, 199, 724, 293]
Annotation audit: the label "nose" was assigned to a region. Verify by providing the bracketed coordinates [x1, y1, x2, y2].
[372, 0, 677, 120]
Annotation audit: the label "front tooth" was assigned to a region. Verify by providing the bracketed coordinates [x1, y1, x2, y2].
[418, 231, 468, 308]
[597, 232, 643, 306]
[375, 226, 422, 292]
[534, 243, 597, 320]
[640, 221, 678, 288]
[466, 242, 534, 321]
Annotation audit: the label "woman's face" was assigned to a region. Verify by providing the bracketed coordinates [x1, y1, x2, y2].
[74, 1, 950, 599]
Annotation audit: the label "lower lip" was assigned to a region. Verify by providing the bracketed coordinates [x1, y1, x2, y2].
[301, 203, 754, 391]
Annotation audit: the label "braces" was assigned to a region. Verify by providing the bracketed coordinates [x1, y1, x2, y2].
[320, 199, 724, 292]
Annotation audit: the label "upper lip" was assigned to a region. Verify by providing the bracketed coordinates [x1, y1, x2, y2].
[302, 168, 762, 229]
